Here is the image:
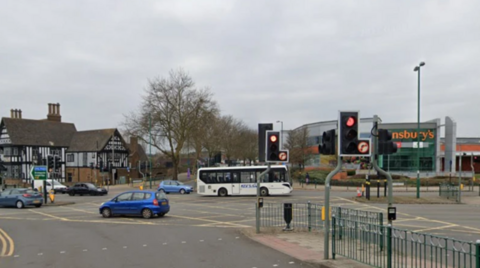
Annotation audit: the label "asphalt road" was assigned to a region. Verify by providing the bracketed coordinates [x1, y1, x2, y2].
[2, 185, 480, 267]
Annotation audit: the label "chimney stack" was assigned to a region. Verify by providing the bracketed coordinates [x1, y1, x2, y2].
[18, 109, 22, 119]
[47, 103, 62, 122]
[130, 136, 138, 152]
[10, 109, 14, 118]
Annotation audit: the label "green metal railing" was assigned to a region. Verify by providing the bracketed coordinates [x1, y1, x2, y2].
[332, 217, 479, 268]
[258, 202, 324, 231]
[257, 203, 383, 232]
[439, 183, 459, 199]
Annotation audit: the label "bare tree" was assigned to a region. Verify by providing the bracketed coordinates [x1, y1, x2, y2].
[122, 68, 218, 180]
[284, 127, 310, 169]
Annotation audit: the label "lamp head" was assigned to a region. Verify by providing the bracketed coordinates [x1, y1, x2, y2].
[419, 62, 425, 67]
[414, 66, 419, 72]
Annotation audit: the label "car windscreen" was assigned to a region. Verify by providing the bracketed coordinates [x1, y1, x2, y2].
[155, 192, 167, 200]
[85, 183, 96, 189]
[52, 180, 62, 185]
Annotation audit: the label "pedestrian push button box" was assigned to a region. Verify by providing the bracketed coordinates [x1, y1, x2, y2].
[388, 207, 396, 221]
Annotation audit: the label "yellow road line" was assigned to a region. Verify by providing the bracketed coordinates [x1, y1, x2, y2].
[28, 209, 68, 221]
[169, 214, 250, 228]
[413, 224, 458, 233]
[0, 230, 6, 256]
[0, 228, 14, 257]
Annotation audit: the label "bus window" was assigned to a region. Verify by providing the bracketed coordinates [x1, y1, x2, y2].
[231, 172, 240, 183]
[240, 172, 253, 183]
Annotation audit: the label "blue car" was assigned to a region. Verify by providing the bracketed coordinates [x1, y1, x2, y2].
[0, 188, 43, 208]
[157, 180, 193, 194]
[99, 190, 169, 219]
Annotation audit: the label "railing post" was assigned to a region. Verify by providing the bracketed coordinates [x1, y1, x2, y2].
[308, 201, 312, 232]
[338, 207, 342, 240]
[379, 213, 384, 251]
[387, 224, 392, 268]
[476, 240, 480, 268]
[255, 202, 260, 234]
[332, 216, 336, 260]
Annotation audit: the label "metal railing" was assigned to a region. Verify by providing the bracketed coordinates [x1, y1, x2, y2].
[257, 202, 383, 232]
[439, 183, 459, 199]
[258, 202, 324, 231]
[332, 217, 479, 268]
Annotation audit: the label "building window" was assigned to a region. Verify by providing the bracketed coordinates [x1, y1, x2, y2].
[4, 147, 11, 156]
[12, 147, 18, 156]
[67, 154, 75, 162]
[67, 173, 73, 182]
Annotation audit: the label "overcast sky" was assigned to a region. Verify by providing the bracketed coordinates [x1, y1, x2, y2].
[1, 0, 479, 137]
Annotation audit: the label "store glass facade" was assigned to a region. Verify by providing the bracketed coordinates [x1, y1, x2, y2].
[380, 128, 436, 172]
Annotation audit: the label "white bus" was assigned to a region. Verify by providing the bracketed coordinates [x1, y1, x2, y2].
[196, 165, 292, 197]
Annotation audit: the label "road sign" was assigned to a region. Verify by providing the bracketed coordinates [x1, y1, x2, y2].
[357, 141, 369, 154]
[30, 166, 48, 180]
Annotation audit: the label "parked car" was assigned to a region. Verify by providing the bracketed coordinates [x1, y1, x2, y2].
[157, 180, 193, 194]
[99, 190, 169, 219]
[0, 188, 43, 208]
[68, 183, 108, 196]
[33, 179, 68, 194]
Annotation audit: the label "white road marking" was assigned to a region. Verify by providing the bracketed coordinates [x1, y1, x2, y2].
[123, 246, 127, 249]
[200, 240, 204, 242]
[38, 253, 43, 256]
[273, 265, 278, 267]
[182, 241, 186, 244]
[289, 261, 295, 264]
[83, 249, 88, 252]
[14, 255, 19, 258]
[102, 248, 107, 250]
[218, 238, 222, 240]
[235, 237, 239, 239]
[163, 243, 167, 245]
[60, 251, 66, 254]
[143, 244, 147, 247]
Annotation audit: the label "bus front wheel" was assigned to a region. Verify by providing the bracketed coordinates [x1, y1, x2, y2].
[260, 187, 269, 196]
[218, 188, 228, 197]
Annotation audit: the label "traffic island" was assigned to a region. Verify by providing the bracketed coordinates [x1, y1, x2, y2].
[352, 196, 459, 204]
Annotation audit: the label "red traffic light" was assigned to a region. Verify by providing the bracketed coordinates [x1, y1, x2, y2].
[270, 135, 278, 143]
[346, 116, 356, 127]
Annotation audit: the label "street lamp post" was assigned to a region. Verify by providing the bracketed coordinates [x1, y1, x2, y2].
[276, 120, 283, 147]
[414, 61, 425, 199]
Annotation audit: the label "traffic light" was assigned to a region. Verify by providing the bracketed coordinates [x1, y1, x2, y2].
[318, 129, 336, 155]
[338, 111, 371, 156]
[53, 155, 61, 170]
[265, 131, 289, 162]
[47, 155, 54, 170]
[378, 129, 397, 155]
[258, 123, 273, 162]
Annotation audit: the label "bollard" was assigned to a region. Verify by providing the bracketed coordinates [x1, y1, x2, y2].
[283, 203, 293, 231]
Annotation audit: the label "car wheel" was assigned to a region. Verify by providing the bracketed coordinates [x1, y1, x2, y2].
[218, 188, 227, 197]
[158, 213, 165, 217]
[179, 189, 186, 194]
[16, 200, 24, 209]
[102, 208, 112, 218]
[35, 204, 42, 208]
[260, 187, 269, 196]
[142, 208, 153, 219]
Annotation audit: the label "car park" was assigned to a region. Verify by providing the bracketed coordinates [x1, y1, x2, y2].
[0, 188, 43, 208]
[157, 180, 193, 194]
[68, 183, 108, 196]
[99, 190, 169, 219]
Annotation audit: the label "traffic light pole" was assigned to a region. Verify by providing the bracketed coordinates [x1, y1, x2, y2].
[256, 163, 271, 234]
[372, 115, 394, 224]
[324, 155, 343, 260]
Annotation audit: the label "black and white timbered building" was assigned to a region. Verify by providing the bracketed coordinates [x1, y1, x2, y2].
[0, 103, 135, 188]
[66, 129, 129, 183]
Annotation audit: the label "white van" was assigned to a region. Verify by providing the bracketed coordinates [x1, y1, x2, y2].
[33, 179, 68, 194]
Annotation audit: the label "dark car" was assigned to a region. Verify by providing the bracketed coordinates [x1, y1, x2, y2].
[99, 190, 169, 219]
[0, 188, 43, 208]
[68, 183, 108, 196]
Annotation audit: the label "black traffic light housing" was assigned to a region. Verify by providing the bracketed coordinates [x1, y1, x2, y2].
[47, 155, 54, 170]
[378, 129, 398, 155]
[99, 160, 104, 171]
[318, 129, 336, 155]
[266, 130, 289, 162]
[258, 123, 273, 162]
[53, 155, 61, 170]
[338, 111, 371, 156]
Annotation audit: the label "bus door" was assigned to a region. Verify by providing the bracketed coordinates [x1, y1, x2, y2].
[231, 172, 241, 195]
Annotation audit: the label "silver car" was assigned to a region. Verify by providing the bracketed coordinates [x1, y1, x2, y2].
[0, 188, 43, 208]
